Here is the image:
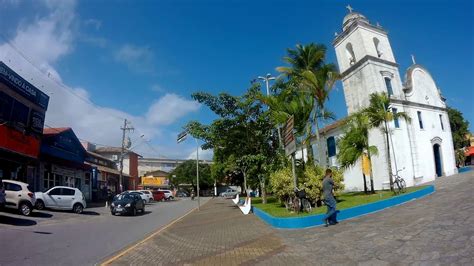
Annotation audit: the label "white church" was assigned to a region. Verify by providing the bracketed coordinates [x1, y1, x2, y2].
[311, 7, 457, 191]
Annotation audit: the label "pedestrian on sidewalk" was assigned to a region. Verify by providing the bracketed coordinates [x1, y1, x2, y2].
[322, 169, 339, 227]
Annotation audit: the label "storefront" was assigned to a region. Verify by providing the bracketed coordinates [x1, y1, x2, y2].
[0, 61, 49, 186]
[39, 128, 92, 200]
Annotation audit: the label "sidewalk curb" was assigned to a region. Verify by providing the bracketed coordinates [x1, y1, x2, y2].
[99, 199, 212, 265]
[253, 185, 435, 229]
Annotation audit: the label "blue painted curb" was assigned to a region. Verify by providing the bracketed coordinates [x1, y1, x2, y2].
[253, 185, 435, 229]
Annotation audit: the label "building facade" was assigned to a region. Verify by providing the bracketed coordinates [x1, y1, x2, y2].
[138, 158, 213, 177]
[39, 128, 92, 200]
[0, 61, 49, 187]
[94, 147, 140, 191]
[313, 9, 456, 191]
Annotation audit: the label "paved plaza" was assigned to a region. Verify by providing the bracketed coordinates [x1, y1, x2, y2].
[108, 171, 474, 265]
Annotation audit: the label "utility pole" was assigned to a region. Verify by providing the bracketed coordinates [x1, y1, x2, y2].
[119, 119, 134, 193]
[258, 73, 283, 148]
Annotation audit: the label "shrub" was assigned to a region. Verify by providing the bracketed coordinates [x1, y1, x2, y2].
[269, 164, 345, 207]
[269, 167, 294, 203]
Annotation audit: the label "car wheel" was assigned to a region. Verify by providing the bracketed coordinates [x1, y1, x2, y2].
[143, 199, 146, 205]
[169, 196, 174, 201]
[19, 202, 32, 216]
[141, 206, 145, 214]
[73, 203, 84, 214]
[111, 211, 116, 216]
[35, 200, 45, 210]
[132, 207, 137, 216]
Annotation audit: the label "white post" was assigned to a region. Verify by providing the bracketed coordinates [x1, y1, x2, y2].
[195, 139, 200, 210]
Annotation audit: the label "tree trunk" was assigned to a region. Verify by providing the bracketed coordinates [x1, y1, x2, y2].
[367, 151, 375, 194]
[384, 121, 394, 191]
[362, 173, 368, 194]
[261, 178, 267, 204]
[300, 145, 305, 169]
[243, 170, 248, 195]
[314, 119, 323, 167]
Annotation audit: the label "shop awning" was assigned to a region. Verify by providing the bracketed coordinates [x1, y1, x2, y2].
[85, 162, 130, 177]
[465, 146, 474, 156]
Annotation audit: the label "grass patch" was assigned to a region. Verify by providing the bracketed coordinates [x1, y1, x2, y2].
[253, 186, 428, 218]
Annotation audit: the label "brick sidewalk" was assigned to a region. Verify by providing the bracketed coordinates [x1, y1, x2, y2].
[108, 171, 474, 265]
[109, 198, 293, 265]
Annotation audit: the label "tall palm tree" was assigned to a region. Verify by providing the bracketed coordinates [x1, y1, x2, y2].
[277, 43, 340, 166]
[363, 92, 411, 191]
[337, 113, 378, 193]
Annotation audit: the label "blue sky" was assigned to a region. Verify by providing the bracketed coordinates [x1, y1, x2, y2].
[0, 0, 472, 159]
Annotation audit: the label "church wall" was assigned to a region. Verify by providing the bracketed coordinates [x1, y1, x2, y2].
[358, 27, 396, 63]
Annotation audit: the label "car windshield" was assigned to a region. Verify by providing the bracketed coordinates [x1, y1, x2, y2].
[115, 194, 133, 201]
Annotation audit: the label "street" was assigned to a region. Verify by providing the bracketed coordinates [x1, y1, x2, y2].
[0, 197, 209, 265]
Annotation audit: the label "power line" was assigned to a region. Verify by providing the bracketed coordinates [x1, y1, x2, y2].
[0, 33, 127, 122]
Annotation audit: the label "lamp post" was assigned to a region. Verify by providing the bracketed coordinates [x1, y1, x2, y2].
[258, 73, 283, 148]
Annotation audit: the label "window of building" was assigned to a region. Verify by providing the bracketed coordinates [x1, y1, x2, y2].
[346, 43, 356, 65]
[393, 108, 400, 128]
[327, 136, 336, 157]
[417, 111, 424, 129]
[85, 173, 91, 185]
[11, 100, 29, 130]
[439, 114, 444, 130]
[384, 77, 393, 96]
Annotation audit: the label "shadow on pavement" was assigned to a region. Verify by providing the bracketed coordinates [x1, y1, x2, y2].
[30, 212, 53, 218]
[81, 211, 101, 216]
[0, 215, 37, 226]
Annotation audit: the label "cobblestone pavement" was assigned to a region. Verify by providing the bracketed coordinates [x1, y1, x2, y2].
[110, 171, 474, 265]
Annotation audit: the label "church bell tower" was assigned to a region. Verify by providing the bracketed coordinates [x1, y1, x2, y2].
[334, 6, 404, 114]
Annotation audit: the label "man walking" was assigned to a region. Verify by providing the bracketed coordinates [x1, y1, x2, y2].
[322, 169, 338, 227]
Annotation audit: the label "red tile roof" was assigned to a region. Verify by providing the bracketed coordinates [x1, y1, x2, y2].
[43, 127, 71, 136]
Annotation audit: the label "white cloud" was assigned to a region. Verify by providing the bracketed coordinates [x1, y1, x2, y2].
[0, 0, 200, 159]
[146, 93, 201, 125]
[114, 44, 155, 73]
[187, 147, 214, 161]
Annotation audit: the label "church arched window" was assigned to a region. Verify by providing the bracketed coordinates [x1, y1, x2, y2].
[373, 37, 383, 58]
[384, 77, 393, 96]
[327, 136, 336, 157]
[345, 43, 356, 65]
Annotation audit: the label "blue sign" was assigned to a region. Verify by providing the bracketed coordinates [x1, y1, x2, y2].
[0, 61, 49, 109]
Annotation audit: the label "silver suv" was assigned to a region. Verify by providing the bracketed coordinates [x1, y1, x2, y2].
[2, 180, 36, 216]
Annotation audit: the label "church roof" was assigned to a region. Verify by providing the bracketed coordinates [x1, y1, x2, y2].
[343, 12, 369, 26]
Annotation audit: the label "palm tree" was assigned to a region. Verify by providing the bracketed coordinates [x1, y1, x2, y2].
[337, 113, 378, 193]
[277, 43, 340, 166]
[363, 92, 411, 191]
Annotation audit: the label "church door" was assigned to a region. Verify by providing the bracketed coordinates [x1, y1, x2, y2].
[433, 144, 442, 177]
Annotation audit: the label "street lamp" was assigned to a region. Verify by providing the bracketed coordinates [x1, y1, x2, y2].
[258, 73, 283, 148]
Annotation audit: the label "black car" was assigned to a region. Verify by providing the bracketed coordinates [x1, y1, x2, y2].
[110, 193, 145, 216]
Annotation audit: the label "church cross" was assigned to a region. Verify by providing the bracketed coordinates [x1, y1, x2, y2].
[346, 5, 354, 13]
[411, 54, 416, 64]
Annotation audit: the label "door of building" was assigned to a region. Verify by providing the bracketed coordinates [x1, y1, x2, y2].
[433, 144, 442, 177]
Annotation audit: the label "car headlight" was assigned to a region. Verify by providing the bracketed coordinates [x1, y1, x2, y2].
[125, 203, 131, 207]
[111, 203, 115, 207]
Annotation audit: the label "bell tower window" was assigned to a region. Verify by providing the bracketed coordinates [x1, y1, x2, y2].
[346, 43, 356, 66]
[384, 77, 393, 96]
[373, 37, 383, 58]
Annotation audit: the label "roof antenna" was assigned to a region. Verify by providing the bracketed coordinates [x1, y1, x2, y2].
[346, 5, 353, 13]
[411, 54, 416, 64]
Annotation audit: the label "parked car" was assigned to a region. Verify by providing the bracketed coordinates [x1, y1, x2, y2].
[176, 191, 188, 197]
[220, 189, 239, 198]
[1, 180, 35, 216]
[35, 186, 86, 214]
[0, 178, 6, 210]
[158, 189, 173, 200]
[139, 190, 153, 202]
[110, 192, 145, 216]
[129, 191, 151, 204]
[151, 190, 165, 201]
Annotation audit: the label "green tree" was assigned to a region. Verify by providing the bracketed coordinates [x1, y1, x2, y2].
[337, 113, 378, 194]
[447, 106, 470, 149]
[169, 160, 213, 190]
[276, 43, 339, 166]
[363, 92, 411, 191]
[186, 85, 280, 203]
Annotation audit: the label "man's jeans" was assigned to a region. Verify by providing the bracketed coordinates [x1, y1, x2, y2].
[323, 198, 338, 224]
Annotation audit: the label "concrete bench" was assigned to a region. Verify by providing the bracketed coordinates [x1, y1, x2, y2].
[238, 197, 251, 215]
[232, 194, 240, 204]
[382, 181, 391, 190]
